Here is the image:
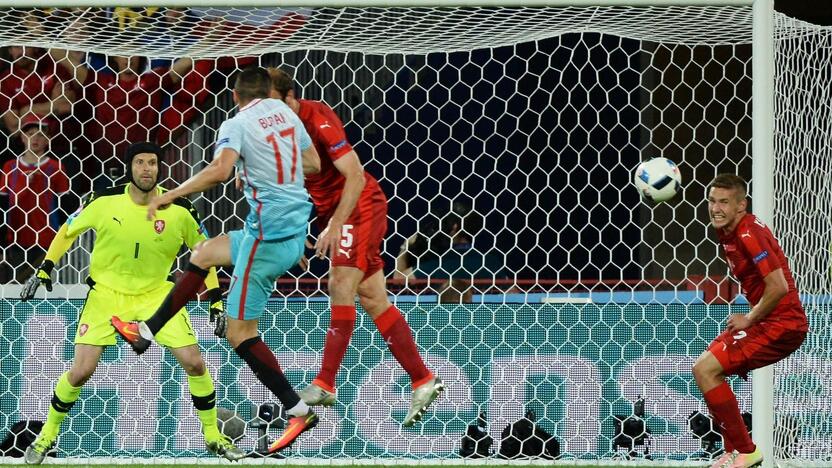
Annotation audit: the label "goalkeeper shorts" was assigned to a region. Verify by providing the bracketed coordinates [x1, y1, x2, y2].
[75, 280, 197, 349]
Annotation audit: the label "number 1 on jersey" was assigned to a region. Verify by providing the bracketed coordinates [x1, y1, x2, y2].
[265, 128, 298, 185]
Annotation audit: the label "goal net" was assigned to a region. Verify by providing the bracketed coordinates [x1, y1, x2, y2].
[0, 3, 829, 464]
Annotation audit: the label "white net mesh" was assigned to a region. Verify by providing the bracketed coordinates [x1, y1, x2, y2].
[0, 4, 828, 464]
[773, 13, 832, 461]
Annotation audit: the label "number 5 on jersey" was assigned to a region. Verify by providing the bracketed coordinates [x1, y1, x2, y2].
[339, 225, 353, 258]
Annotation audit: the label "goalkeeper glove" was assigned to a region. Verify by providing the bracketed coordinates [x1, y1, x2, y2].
[207, 288, 226, 338]
[20, 260, 55, 300]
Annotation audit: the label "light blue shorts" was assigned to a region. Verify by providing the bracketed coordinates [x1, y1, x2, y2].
[227, 229, 304, 320]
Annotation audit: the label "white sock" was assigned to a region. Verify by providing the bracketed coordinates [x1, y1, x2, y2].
[287, 401, 309, 417]
[138, 321, 155, 340]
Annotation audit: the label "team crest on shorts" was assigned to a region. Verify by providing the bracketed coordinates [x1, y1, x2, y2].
[154, 220, 166, 234]
[79, 323, 88, 336]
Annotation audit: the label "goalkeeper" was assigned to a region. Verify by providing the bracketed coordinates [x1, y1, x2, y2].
[19, 142, 245, 464]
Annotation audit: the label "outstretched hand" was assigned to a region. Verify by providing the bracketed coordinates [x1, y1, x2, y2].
[147, 197, 163, 221]
[147, 194, 173, 221]
[20, 261, 55, 300]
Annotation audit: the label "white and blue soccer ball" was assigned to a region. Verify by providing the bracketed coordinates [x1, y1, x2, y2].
[633, 157, 682, 203]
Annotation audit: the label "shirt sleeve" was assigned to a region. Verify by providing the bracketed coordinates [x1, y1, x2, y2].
[65, 192, 100, 237]
[214, 118, 242, 157]
[737, 225, 781, 277]
[180, 201, 209, 249]
[316, 108, 353, 160]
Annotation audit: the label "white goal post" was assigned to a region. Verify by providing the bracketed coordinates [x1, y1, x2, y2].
[1, 0, 830, 466]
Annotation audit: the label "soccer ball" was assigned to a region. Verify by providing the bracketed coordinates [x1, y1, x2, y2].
[633, 157, 682, 203]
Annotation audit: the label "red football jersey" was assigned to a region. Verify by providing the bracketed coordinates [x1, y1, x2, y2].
[717, 213, 808, 331]
[296, 99, 385, 224]
[0, 157, 69, 248]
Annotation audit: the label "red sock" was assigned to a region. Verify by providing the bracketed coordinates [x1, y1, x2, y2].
[313, 305, 356, 392]
[374, 305, 432, 387]
[711, 413, 735, 452]
[704, 382, 754, 453]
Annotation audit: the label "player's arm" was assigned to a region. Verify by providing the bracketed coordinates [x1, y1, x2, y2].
[728, 227, 789, 331]
[302, 145, 321, 175]
[44, 223, 81, 265]
[295, 119, 320, 176]
[315, 150, 365, 259]
[21, 190, 98, 299]
[330, 151, 365, 225]
[147, 148, 238, 220]
[197, 251, 225, 337]
[745, 268, 789, 324]
[20, 223, 82, 299]
[202, 266, 227, 337]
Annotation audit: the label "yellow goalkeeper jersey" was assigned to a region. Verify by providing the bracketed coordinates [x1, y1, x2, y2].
[65, 184, 208, 295]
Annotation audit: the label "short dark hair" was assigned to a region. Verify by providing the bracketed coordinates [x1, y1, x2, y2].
[234, 67, 271, 101]
[267, 67, 295, 97]
[708, 173, 747, 198]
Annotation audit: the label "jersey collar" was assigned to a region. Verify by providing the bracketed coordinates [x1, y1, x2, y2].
[239, 98, 262, 111]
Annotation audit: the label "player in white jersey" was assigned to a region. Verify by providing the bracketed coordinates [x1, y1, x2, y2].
[112, 67, 322, 453]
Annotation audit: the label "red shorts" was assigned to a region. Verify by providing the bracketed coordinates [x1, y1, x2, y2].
[327, 194, 387, 280]
[708, 323, 806, 378]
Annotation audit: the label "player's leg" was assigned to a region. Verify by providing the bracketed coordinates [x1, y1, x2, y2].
[148, 286, 245, 462]
[25, 344, 104, 465]
[227, 317, 305, 413]
[224, 230, 317, 453]
[27, 286, 113, 464]
[723, 326, 805, 468]
[692, 348, 748, 468]
[358, 269, 443, 426]
[112, 235, 232, 353]
[144, 235, 232, 336]
[167, 342, 246, 461]
[302, 198, 385, 404]
[694, 324, 804, 468]
[301, 265, 363, 404]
